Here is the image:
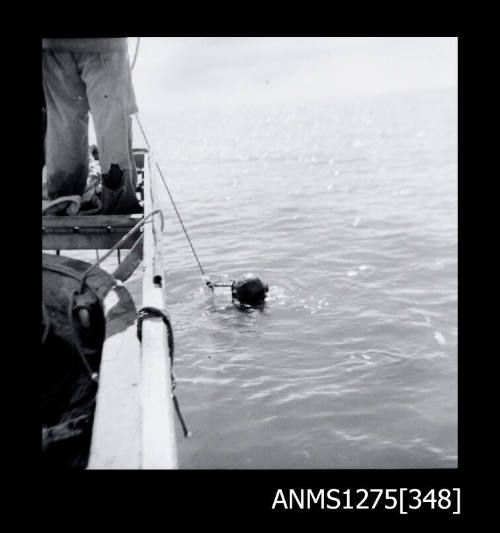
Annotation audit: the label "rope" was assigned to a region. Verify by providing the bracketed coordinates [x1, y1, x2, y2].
[131, 37, 141, 70]
[61, 211, 164, 383]
[42, 301, 51, 345]
[137, 306, 190, 437]
[79, 209, 164, 294]
[134, 113, 151, 151]
[134, 114, 212, 287]
[155, 161, 208, 279]
[42, 413, 91, 451]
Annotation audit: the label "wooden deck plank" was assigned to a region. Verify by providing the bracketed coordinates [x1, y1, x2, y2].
[42, 214, 142, 228]
[42, 214, 143, 250]
[42, 234, 138, 250]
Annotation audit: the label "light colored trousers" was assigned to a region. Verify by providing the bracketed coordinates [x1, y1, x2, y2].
[42, 49, 141, 214]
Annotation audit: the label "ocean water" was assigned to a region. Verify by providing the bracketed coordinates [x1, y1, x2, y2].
[128, 87, 457, 468]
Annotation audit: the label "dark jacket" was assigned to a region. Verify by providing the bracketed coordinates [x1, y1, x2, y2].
[42, 38, 127, 53]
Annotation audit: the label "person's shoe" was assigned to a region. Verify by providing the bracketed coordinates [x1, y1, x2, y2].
[100, 164, 144, 215]
[101, 184, 144, 215]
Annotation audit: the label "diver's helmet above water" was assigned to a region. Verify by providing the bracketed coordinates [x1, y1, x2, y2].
[231, 273, 269, 307]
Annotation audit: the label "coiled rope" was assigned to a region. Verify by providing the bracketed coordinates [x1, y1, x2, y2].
[128, 40, 195, 439]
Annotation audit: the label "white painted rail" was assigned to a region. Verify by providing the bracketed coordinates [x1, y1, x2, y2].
[88, 148, 178, 469]
[140, 149, 178, 469]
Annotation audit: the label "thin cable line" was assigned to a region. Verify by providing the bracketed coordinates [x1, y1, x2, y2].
[131, 37, 141, 70]
[134, 114, 209, 282]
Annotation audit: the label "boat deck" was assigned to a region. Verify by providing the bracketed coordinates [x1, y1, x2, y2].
[42, 148, 147, 252]
[42, 214, 143, 250]
[42, 146, 179, 469]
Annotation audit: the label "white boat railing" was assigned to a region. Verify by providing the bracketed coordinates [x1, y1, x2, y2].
[88, 148, 178, 469]
[140, 148, 178, 469]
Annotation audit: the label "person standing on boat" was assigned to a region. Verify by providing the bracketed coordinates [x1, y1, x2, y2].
[42, 38, 142, 215]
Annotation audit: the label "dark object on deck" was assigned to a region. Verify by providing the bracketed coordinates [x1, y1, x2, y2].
[42, 253, 110, 469]
[231, 274, 269, 307]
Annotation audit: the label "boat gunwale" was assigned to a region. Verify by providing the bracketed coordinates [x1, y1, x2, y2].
[42, 147, 179, 469]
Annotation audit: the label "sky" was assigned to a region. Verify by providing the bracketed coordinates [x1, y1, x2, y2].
[129, 37, 457, 111]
